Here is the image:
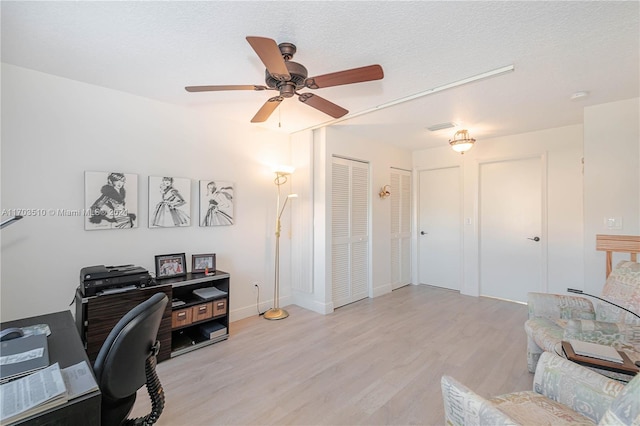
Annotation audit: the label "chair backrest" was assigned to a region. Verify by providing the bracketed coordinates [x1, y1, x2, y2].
[597, 261, 640, 325]
[93, 292, 168, 401]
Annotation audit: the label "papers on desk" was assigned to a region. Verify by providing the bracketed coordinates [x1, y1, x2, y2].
[569, 339, 624, 363]
[61, 361, 99, 400]
[0, 363, 67, 424]
[0, 361, 99, 424]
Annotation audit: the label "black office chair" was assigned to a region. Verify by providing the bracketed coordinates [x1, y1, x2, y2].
[93, 293, 168, 426]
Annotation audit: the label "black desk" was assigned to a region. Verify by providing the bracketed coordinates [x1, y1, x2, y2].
[1, 311, 101, 425]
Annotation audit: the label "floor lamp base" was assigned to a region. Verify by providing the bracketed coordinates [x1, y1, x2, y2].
[263, 308, 289, 320]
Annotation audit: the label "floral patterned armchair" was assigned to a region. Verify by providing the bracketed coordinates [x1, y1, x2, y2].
[441, 351, 640, 425]
[524, 260, 640, 373]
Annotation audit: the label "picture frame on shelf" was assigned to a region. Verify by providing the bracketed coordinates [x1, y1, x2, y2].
[155, 253, 187, 279]
[192, 253, 216, 274]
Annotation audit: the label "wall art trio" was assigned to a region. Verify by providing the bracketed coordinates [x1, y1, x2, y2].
[84, 171, 234, 231]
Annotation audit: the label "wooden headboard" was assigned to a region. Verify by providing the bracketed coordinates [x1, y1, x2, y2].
[596, 234, 640, 277]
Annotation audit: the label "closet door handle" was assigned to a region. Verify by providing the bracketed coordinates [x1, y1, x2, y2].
[527, 236, 540, 242]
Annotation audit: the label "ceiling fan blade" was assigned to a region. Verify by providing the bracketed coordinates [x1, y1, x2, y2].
[251, 96, 283, 123]
[298, 93, 348, 118]
[185, 85, 268, 92]
[246, 36, 291, 82]
[305, 64, 384, 89]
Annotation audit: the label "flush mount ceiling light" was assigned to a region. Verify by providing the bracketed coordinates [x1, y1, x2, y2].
[449, 129, 476, 154]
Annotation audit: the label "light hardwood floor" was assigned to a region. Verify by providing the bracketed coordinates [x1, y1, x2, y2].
[131, 284, 534, 425]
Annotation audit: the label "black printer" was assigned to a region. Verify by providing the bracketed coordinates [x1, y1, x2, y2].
[80, 264, 153, 297]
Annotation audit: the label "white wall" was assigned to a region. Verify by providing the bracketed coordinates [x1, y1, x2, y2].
[294, 125, 413, 314]
[583, 98, 640, 294]
[413, 125, 585, 297]
[3, 64, 636, 323]
[1, 64, 291, 322]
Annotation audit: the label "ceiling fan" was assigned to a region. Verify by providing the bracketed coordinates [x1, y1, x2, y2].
[185, 36, 384, 123]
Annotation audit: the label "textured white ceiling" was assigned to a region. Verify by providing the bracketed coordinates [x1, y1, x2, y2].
[2, 1, 638, 150]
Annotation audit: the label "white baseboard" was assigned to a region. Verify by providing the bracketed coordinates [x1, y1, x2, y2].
[371, 283, 392, 298]
[292, 293, 334, 314]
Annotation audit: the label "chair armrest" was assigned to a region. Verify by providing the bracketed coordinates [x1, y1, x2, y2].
[533, 352, 624, 423]
[527, 292, 595, 320]
[564, 319, 640, 350]
[441, 375, 518, 426]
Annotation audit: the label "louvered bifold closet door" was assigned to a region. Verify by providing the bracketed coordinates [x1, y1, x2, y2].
[332, 157, 370, 309]
[332, 161, 351, 306]
[391, 168, 412, 290]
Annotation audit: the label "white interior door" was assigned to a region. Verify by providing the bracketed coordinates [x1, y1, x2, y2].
[418, 167, 461, 290]
[479, 156, 544, 303]
[332, 157, 370, 308]
[391, 168, 411, 290]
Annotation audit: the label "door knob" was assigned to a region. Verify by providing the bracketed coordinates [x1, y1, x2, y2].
[528, 236, 540, 242]
[420, 231, 427, 235]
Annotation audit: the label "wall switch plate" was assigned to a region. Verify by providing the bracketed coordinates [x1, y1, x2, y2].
[464, 218, 472, 225]
[604, 216, 623, 230]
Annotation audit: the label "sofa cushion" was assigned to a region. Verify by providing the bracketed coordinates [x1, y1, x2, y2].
[490, 391, 595, 425]
[598, 261, 640, 325]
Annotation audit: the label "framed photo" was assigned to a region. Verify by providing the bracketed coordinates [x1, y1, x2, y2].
[192, 253, 216, 273]
[85, 171, 138, 230]
[155, 253, 187, 279]
[148, 176, 191, 228]
[199, 180, 234, 226]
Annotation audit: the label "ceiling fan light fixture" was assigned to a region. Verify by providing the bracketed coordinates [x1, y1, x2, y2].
[449, 129, 476, 154]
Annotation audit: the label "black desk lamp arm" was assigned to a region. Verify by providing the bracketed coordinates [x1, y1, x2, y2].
[567, 288, 640, 320]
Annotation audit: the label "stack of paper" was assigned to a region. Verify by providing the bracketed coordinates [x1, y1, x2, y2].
[62, 361, 100, 400]
[0, 361, 99, 424]
[193, 287, 227, 301]
[0, 363, 67, 424]
[569, 339, 624, 363]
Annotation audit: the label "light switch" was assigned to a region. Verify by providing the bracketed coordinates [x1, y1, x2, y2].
[464, 218, 472, 225]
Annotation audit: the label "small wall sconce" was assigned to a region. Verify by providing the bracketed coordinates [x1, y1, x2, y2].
[379, 185, 391, 199]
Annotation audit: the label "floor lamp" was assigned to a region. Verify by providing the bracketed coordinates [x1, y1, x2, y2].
[264, 169, 297, 320]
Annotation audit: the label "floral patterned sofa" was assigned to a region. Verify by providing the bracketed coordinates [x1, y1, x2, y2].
[524, 260, 640, 374]
[441, 351, 640, 425]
